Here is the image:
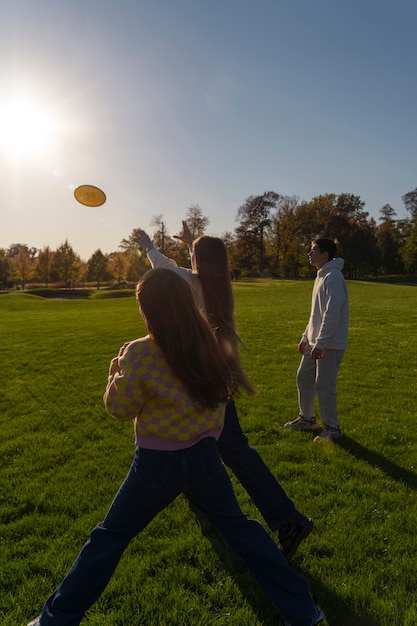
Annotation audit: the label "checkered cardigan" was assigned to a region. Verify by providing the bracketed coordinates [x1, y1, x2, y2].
[103, 336, 224, 451]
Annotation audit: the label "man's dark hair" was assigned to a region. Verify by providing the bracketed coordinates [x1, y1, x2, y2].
[313, 238, 338, 260]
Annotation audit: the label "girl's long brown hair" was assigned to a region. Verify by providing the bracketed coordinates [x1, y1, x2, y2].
[193, 236, 256, 396]
[136, 268, 234, 410]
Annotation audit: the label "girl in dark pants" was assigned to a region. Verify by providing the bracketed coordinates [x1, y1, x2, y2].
[28, 269, 322, 626]
[135, 223, 313, 557]
[219, 398, 305, 530]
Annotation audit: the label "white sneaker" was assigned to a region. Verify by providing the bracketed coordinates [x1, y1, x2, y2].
[314, 427, 343, 441]
[27, 618, 42, 626]
[312, 606, 325, 624]
[284, 604, 324, 625]
[284, 416, 321, 431]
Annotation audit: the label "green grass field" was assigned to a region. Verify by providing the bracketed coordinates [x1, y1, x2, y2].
[1, 280, 416, 626]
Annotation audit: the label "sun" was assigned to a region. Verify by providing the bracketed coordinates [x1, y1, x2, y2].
[0, 97, 56, 157]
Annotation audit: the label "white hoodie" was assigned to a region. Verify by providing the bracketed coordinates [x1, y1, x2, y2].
[302, 258, 349, 351]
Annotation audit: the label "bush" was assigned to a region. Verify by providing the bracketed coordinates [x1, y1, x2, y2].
[89, 289, 135, 300]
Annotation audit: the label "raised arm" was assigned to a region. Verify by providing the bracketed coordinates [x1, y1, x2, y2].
[133, 227, 179, 270]
[173, 220, 193, 251]
[133, 228, 154, 251]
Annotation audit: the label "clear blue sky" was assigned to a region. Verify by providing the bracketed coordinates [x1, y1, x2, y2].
[1, 0, 416, 260]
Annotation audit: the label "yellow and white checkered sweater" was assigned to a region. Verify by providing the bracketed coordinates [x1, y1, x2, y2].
[103, 336, 224, 451]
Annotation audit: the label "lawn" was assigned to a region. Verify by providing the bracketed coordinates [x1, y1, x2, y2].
[0, 280, 416, 626]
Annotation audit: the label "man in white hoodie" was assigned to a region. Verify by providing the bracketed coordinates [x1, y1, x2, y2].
[284, 238, 349, 441]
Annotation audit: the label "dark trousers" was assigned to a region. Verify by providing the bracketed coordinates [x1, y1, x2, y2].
[40, 438, 318, 626]
[217, 399, 307, 530]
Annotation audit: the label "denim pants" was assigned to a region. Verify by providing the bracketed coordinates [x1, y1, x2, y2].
[217, 399, 307, 530]
[39, 438, 318, 626]
[297, 347, 345, 430]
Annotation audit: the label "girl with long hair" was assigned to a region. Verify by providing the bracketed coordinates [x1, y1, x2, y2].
[135, 223, 313, 559]
[28, 269, 322, 626]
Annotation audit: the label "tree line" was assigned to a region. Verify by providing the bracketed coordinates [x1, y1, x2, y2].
[2, 188, 417, 289]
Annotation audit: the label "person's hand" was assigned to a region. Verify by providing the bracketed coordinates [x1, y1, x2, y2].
[173, 221, 193, 247]
[311, 346, 324, 360]
[133, 228, 153, 250]
[298, 340, 308, 354]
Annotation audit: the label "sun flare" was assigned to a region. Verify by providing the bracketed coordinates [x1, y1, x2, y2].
[0, 97, 56, 157]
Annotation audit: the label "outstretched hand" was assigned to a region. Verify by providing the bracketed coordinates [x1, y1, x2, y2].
[133, 228, 153, 250]
[173, 221, 193, 247]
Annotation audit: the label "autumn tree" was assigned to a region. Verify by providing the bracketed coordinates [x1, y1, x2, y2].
[0, 249, 12, 288]
[7, 243, 38, 261]
[234, 191, 279, 275]
[400, 216, 417, 273]
[53, 240, 81, 286]
[379, 203, 397, 223]
[402, 187, 417, 217]
[287, 195, 345, 275]
[148, 214, 182, 261]
[118, 231, 151, 281]
[125, 252, 149, 282]
[86, 249, 110, 288]
[267, 195, 304, 276]
[334, 193, 367, 220]
[218, 231, 237, 277]
[10, 245, 34, 289]
[184, 204, 210, 239]
[150, 214, 168, 253]
[374, 205, 403, 275]
[300, 194, 337, 235]
[108, 251, 128, 284]
[296, 193, 366, 238]
[36, 246, 54, 287]
[323, 211, 376, 278]
[290, 193, 376, 277]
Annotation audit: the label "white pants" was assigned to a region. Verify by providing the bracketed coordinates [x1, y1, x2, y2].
[296, 346, 345, 430]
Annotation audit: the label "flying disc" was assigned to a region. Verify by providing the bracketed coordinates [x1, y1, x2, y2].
[74, 184, 106, 207]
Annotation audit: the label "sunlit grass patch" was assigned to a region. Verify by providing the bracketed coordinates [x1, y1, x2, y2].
[1, 280, 416, 625]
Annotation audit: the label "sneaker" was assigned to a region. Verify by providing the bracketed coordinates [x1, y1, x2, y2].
[284, 604, 324, 626]
[284, 416, 321, 431]
[27, 619, 42, 626]
[311, 605, 325, 625]
[313, 427, 343, 442]
[278, 518, 314, 559]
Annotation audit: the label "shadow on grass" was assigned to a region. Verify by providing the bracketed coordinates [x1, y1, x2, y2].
[306, 573, 381, 626]
[336, 435, 417, 490]
[190, 507, 282, 625]
[190, 505, 380, 626]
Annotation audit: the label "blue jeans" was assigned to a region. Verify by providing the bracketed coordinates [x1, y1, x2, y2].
[39, 438, 318, 626]
[217, 399, 307, 530]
